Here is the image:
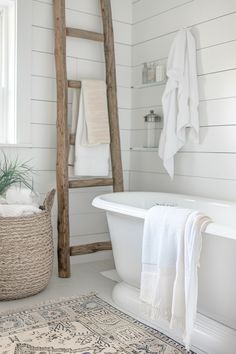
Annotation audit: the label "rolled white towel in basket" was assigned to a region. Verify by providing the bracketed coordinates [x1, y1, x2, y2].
[0, 186, 41, 216]
[0, 204, 42, 217]
[5, 186, 40, 207]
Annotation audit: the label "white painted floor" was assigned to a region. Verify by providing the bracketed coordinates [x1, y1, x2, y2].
[0, 259, 116, 313]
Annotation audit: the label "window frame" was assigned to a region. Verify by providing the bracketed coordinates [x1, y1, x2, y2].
[0, 0, 32, 147]
[0, 2, 16, 144]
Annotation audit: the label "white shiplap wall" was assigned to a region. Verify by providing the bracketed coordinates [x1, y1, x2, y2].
[130, 0, 236, 202]
[131, 0, 236, 329]
[2, 0, 132, 263]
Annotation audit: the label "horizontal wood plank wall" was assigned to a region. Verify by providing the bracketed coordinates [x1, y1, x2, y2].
[130, 0, 236, 201]
[3, 0, 132, 263]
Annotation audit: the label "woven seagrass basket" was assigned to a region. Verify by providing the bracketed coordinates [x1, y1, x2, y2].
[0, 189, 55, 300]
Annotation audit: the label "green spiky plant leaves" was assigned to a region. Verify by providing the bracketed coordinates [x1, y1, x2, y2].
[0, 153, 34, 197]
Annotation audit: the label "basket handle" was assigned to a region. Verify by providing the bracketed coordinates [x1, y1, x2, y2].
[42, 189, 56, 213]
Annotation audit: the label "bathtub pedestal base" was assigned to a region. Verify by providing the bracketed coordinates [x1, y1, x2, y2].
[112, 281, 236, 354]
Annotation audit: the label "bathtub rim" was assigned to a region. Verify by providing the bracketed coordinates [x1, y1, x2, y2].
[92, 191, 236, 241]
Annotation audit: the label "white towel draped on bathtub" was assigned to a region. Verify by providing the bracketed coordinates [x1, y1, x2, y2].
[140, 205, 211, 350]
[158, 28, 199, 179]
[68, 80, 110, 177]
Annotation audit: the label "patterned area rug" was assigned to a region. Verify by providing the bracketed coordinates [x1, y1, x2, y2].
[0, 294, 195, 353]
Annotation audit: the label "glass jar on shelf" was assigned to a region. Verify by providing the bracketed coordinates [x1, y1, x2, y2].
[144, 110, 161, 148]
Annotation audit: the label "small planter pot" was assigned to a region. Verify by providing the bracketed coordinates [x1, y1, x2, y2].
[0, 189, 55, 300]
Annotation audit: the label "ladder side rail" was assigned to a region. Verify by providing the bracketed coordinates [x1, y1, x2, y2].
[100, 0, 124, 193]
[54, 0, 71, 278]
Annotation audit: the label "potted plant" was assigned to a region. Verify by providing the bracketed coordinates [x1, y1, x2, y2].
[0, 153, 33, 200]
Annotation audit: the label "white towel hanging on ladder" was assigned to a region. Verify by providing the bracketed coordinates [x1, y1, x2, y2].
[69, 81, 110, 177]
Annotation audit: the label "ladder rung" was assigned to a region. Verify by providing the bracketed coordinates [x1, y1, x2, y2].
[70, 241, 112, 256]
[69, 178, 113, 188]
[66, 27, 104, 42]
[68, 80, 81, 89]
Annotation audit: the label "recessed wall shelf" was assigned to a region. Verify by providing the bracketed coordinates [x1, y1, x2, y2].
[130, 147, 159, 152]
[131, 81, 166, 89]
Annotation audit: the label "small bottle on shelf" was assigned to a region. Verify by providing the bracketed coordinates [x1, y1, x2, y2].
[142, 63, 148, 84]
[147, 63, 156, 83]
[152, 63, 156, 82]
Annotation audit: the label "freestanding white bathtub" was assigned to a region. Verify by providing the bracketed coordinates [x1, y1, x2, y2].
[93, 192, 236, 354]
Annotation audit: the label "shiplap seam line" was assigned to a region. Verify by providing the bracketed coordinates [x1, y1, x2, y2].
[195, 38, 236, 52]
[54, 209, 105, 215]
[131, 83, 165, 89]
[131, 105, 162, 110]
[132, 10, 236, 47]
[133, 57, 167, 68]
[31, 146, 131, 152]
[69, 232, 110, 238]
[177, 151, 236, 155]
[131, 96, 236, 110]
[31, 122, 56, 126]
[129, 124, 236, 131]
[17, 146, 56, 150]
[132, 66, 236, 86]
[133, 38, 236, 68]
[32, 49, 132, 68]
[129, 123, 236, 131]
[31, 122, 133, 130]
[33, 0, 132, 26]
[32, 46, 132, 68]
[31, 98, 57, 103]
[198, 67, 236, 77]
[133, 0, 194, 25]
[130, 151, 236, 155]
[40, 191, 113, 198]
[65, 231, 109, 238]
[129, 170, 236, 182]
[132, 96, 236, 110]
[57, 210, 107, 216]
[35, 167, 130, 172]
[32, 74, 131, 89]
[31, 98, 133, 111]
[200, 96, 236, 102]
[32, 24, 132, 48]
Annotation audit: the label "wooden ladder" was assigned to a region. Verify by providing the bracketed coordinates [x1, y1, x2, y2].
[53, 0, 124, 278]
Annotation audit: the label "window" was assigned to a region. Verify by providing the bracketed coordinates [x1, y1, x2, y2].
[0, 0, 31, 146]
[0, 0, 16, 144]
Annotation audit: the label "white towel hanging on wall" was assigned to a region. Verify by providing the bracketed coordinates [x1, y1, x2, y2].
[159, 28, 199, 179]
